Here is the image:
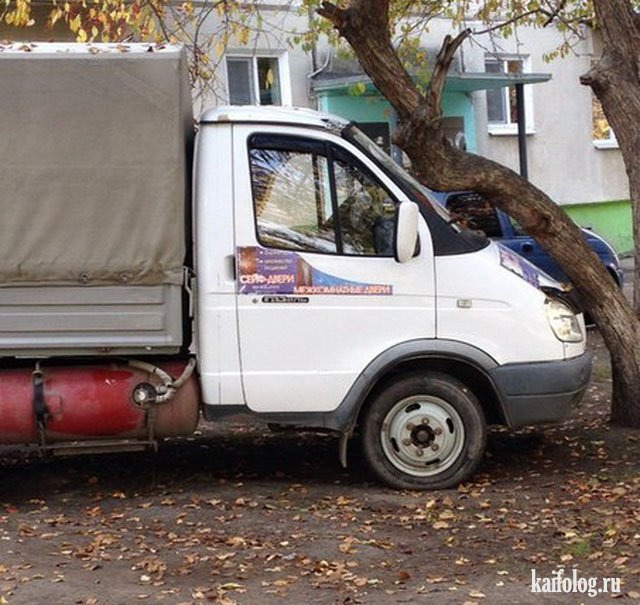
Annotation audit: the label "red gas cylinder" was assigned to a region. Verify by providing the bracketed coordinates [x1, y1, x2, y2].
[0, 361, 199, 445]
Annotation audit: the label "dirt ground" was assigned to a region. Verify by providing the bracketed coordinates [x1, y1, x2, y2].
[0, 330, 639, 604]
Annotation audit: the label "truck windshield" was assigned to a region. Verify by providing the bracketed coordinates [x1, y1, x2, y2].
[343, 124, 457, 227]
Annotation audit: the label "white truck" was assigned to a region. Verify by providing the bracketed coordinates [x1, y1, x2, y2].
[0, 43, 591, 489]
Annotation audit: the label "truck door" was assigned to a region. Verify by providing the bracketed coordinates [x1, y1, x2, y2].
[232, 125, 435, 413]
[195, 123, 245, 406]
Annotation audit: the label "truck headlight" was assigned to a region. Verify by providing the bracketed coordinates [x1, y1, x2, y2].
[545, 298, 583, 342]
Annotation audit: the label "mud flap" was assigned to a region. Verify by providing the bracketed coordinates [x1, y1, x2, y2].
[339, 431, 350, 468]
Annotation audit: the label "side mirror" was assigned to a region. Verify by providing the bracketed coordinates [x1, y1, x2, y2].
[395, 201, 419, 263]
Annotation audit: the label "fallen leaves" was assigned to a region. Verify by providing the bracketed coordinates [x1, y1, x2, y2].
[338, 536, 357, 554]
[469, 590, 486, 598]
[225, 536, 246, 548]
[0, 348, 637, 603]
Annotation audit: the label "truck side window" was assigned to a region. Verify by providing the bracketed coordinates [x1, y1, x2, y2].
[332, 147, 398, 256]
[248, 134, 400, 257]
[249, 147, 336, 253]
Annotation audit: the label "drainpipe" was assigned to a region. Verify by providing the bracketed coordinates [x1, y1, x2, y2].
[515, 82, 528, 179]
[307, 50, 331, 105]
[306, 5, 333, 107]
[307, 50, 331, 81]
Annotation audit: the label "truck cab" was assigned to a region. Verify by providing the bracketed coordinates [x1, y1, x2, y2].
[3, 46, 593, 490]
[195, 106, 592, 490]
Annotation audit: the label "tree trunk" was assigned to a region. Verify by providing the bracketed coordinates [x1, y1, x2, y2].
[578, 0, 640, 423]
[318, 0, 640, 426]
[581, 0, 640, 311]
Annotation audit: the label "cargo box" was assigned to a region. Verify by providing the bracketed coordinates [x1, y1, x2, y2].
[0, 43, 194, 355]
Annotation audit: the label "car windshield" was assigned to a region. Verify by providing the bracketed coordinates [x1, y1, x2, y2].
[343, 124, 457, 226]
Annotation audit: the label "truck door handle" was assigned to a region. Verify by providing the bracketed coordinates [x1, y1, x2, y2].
[225, 255, 236, 281]
[521, 243, 533, 254]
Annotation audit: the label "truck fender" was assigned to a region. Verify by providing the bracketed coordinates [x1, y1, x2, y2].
[332, 339, 504, 467]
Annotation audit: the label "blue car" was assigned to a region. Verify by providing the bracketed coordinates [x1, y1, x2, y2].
[430, 191, 623, 288]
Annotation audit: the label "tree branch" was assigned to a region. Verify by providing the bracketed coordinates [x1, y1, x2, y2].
[316, 0, 640, 420]
[427, 29, 470, 119]
[316, 1, 348, 30]
[541, 0, 567, 27]
[317, 0, 424, 120]
[145, 0, 172, 43]
[472, 9, 543, 35]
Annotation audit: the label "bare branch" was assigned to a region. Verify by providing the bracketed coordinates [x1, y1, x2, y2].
[473, 9, 543, 35]
[427, 28, 470, 117]
[146, 0, 172, 42]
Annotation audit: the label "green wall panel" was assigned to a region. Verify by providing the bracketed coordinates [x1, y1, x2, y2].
[317, 89, 476, 151]
[564, 199, 632, 254]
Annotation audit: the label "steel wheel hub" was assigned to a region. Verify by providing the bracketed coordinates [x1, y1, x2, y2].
[380, 395, 465, 477]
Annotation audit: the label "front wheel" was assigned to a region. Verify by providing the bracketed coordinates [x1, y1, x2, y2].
[361, 372, 487, 490]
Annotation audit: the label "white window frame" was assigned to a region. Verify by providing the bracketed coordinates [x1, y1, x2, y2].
[593, 135, 619, 149]
[485, 54, 535, 136]
[589, 61, 618, 149]
[225, 51, 292, 106]
[592, 115, 618, 149]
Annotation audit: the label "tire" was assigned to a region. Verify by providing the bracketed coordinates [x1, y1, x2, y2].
[360, 372, 487, 490]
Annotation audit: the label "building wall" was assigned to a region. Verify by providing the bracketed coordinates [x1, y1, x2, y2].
[192, 5, 314, 114]
[2, 8, 632, 252]
[468, 26, 628, 203]
[465, 26, 631, 251]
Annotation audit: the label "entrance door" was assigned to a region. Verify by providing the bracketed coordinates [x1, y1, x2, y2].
[233, 124, 435, 413]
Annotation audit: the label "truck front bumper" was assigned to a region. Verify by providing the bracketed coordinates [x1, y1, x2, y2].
[489, 351, 593, 427]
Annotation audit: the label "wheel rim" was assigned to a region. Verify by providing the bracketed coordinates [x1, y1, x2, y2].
[380, 395, 466, 477]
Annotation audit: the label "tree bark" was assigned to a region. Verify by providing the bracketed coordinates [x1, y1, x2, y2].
[577, 0, 640, 424]
[318, 0, 640, 426]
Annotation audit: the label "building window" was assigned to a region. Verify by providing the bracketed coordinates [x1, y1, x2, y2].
[592, 96, 618, 149]
[226, 55, 290, 106]
[485, 56, 534, 135]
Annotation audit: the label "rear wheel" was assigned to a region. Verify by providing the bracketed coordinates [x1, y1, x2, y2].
[361, 372, 487, 490]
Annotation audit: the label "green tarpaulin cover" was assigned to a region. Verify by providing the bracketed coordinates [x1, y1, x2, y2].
[0, 43, 193, 286]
